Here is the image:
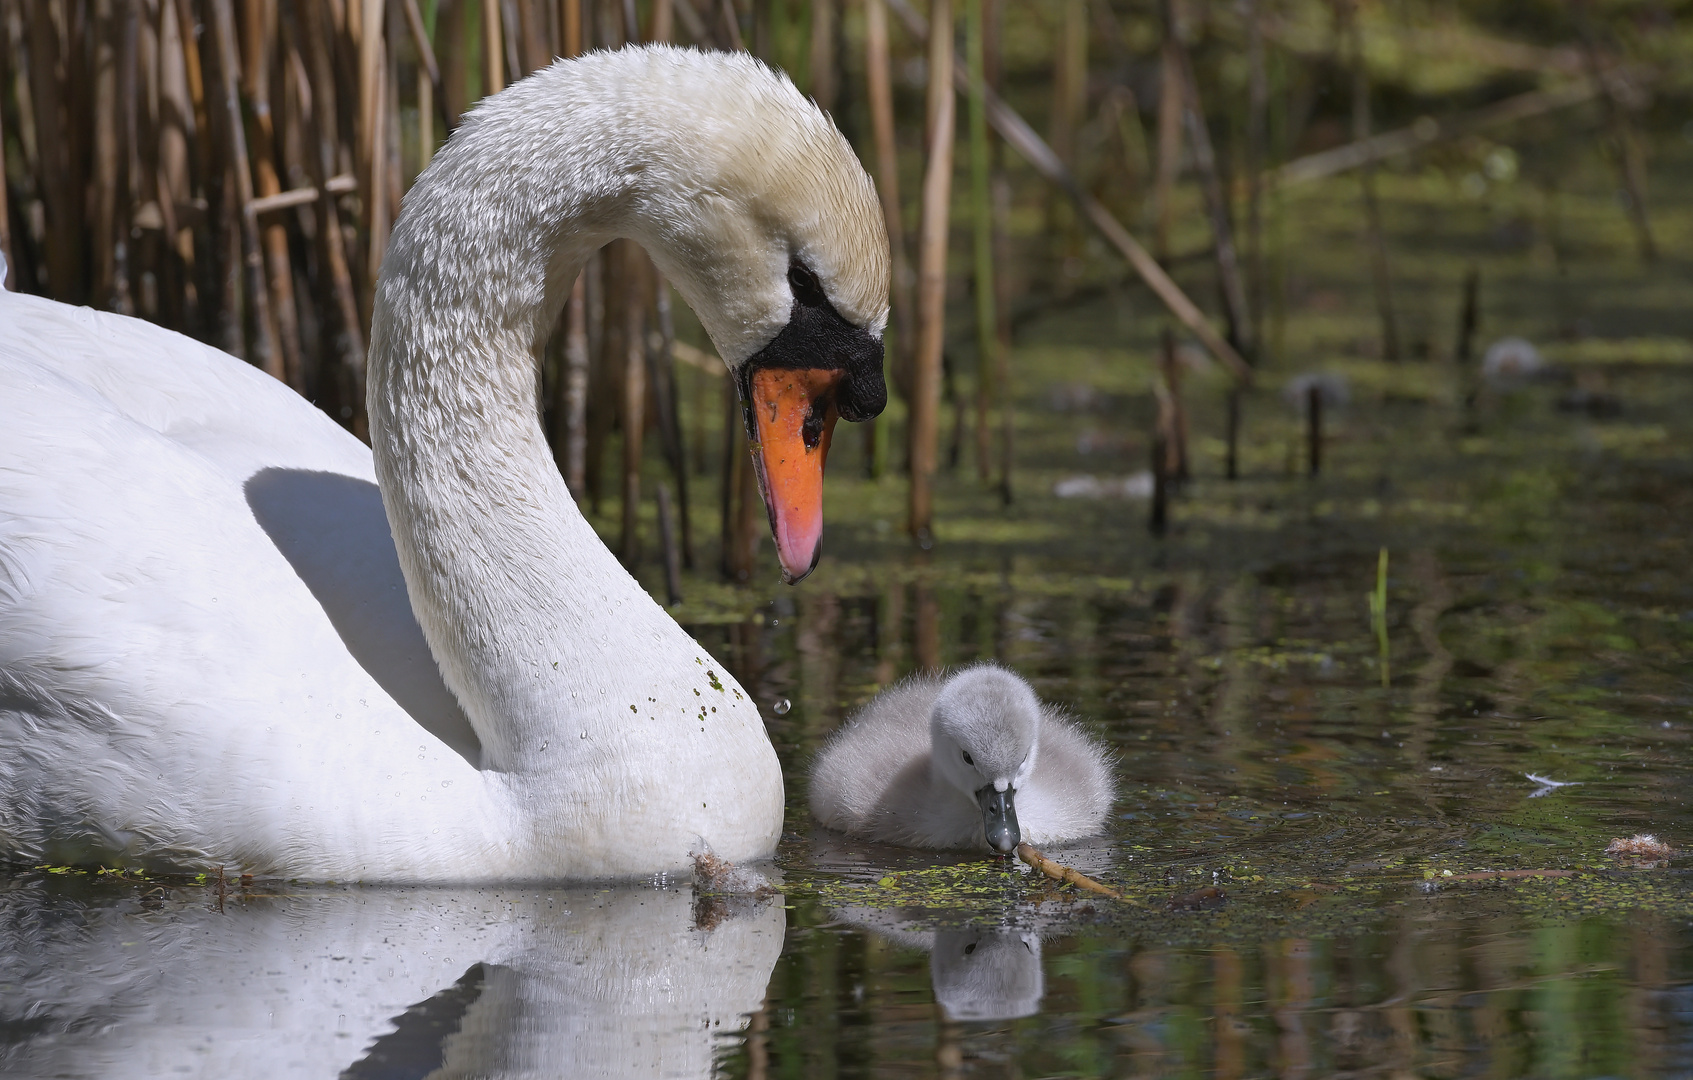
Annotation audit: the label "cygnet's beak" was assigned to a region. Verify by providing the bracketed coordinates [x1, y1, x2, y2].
[976, 785, 1020, 855]
[746, 368, 841, 584]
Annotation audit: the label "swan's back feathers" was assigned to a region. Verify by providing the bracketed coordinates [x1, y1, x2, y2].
[0, 292, 496, 875]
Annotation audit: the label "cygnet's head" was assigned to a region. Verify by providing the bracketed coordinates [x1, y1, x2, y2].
[930, 665, 1042, 854]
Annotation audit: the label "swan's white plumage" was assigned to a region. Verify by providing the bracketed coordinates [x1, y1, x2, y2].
[0, 45, 888, 880]
[808, 664, 1115, 849]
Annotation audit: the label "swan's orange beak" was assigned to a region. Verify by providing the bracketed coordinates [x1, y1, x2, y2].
[747, 368, 841, 584]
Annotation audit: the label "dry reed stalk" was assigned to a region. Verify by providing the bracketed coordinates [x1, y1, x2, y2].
[1306, 384, 1322, 476]
[1170, 33, 1252, 358]
[648, 0, 672, 43]
[584, 249, 609, 511]
[862, 0, 906, 478]
[209, 0, 282, 377]
[908, 0, 954, 547]
[289, 0, 367, 432]
[1244, 0, 1266, 339]
[0, 68, 11, 289]
[882, 0, 1250, 382]
[1455, 266, 1479, 365]
[1159, 327, 1187, 480]
[720, 380, 761, 583]
[1152, 6, 1182, 262]
[26, 0, 81, 302]
[514, 0, 547, 75]
[482, 0, 505, 92]
[807, 0, 835, 111]
[1337, 0, 1399, 360]
[1572, 2, 1656, 262]
[90, 0, 123, 311]
[558, 272, 590, 498]
[648, 276, 694, 567]
[1017, 844, 1125, 900]
[244, 0, 306, 390]
[656, 482, 682, 606]
[619, 242, 647, 566]
[560, 0, 582, 55]
[985, 0, 1012, 503]
[964, 0, 996, 484]
[1044, 0, 1084, 255]
[715, 0, 743, 51]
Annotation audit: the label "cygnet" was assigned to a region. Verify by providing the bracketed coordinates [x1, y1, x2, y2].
[808, 664, 1114, 853]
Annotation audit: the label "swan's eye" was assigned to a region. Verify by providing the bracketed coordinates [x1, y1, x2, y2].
[962, 750, 974, 766]
[787, 262, 828, 308]
[964, 942, 977, 955]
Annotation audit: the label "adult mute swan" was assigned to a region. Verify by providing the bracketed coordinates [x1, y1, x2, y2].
[0, 46, 888, 880]
[809, 664, 1113, 853]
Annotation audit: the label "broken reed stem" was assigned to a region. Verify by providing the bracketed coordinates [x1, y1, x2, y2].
[1159, 327, 1187, 481]
[1307, 384, 1322, 476]
[1017, 843, 1128, 901]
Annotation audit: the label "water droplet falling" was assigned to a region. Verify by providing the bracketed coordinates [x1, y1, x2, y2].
[773, 698, 791, 716]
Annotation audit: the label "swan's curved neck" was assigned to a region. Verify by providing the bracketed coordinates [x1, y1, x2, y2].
[367, 64, 704, 773]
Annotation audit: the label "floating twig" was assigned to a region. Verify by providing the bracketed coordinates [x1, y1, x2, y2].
[1016, 843, 1129, 901]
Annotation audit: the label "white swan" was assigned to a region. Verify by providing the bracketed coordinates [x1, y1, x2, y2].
[0, 45, 888, 880]
[809, 664, 1114, 853]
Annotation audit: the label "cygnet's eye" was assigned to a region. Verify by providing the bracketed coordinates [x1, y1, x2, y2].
[787, 262, 828, 308]
[962, 750, 974, 766]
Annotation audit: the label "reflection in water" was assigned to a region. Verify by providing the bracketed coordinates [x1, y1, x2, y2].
[839, 913, 1044, 1022]
[751, 913, 1693, 1076]
[929, 928, 1042, 1022]
[0, 882, 782, 1079]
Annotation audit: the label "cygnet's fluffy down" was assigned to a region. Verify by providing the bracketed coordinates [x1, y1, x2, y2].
[808, 664, 1114, 851]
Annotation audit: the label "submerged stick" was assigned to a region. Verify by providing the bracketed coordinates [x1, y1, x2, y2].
[1017, 844, 1127, 901]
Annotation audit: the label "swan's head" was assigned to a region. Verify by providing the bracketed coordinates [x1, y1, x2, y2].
[384, 46, 887, 583]
[599, 46, 890, 583]
[929, 665, 1041, 854]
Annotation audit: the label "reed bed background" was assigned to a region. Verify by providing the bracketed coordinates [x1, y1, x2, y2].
[0, 0, 1684, 595]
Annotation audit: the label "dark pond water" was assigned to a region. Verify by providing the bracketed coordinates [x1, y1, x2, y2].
[3, 360, 1689, 1079]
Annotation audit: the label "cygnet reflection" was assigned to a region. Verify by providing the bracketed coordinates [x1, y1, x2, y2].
[0, 882, 783, 1079]
[930, 927, 1044, 1021]
[840, 911, 1045, 1022]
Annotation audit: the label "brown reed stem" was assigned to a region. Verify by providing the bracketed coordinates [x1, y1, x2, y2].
[908, 0, 953, 549]
[864, 0, 913, 408]
[656, 482, 683, 606]
[209, 0, 282, 377]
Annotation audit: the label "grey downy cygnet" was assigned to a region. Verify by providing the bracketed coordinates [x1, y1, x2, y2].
[808, 663, 1114, 853]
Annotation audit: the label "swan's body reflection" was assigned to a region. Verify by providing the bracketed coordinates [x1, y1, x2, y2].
[0, 883, 782, 1079]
